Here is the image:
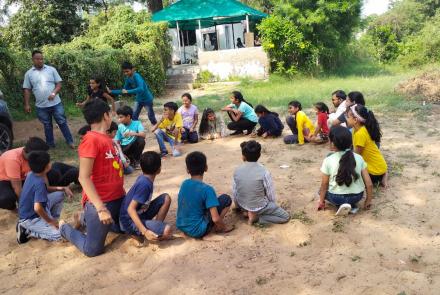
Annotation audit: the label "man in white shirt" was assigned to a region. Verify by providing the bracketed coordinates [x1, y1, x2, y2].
[328, 90, 347, 127]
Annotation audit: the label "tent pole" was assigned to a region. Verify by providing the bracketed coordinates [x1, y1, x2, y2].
[198, 20, 203, 52]
[176, 21, 182, 63]
[246, 15, 250, 33]
[232, 23, 236, 49]
[215, 24, 218, 50]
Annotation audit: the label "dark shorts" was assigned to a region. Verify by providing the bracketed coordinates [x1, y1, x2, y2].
[125, 194, 168, 237]
[326, 191, 364, 207]
[369, 174, 384, 185]
[205, 194, 232, 236]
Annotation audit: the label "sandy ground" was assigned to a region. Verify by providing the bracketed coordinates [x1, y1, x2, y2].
[1, 105, 440, 295]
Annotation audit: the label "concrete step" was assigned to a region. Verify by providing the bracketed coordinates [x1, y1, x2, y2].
[166, 65, 200, 76]
[166, 77, 196, 84]
[165, 83, 193, 90]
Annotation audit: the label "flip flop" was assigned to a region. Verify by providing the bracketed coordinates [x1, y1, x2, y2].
[335, 203, 351, 216]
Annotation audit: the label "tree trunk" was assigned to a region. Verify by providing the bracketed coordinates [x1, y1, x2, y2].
[147, 0, 163, 13]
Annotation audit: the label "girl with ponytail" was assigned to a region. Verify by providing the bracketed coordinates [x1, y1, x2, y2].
[283, 100, 315, 145]
[221, 91, 258, 135]
[318, 126, 373, 215]
[306, 102, 330, 143]
[254, 104, 284, 138]
[346, 104, 388, 187]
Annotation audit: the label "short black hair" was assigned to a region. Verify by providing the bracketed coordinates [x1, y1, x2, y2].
[78, 125, 91, 136]
[28, 151, 50, 173]
[164, 101, 178, 112]
[186, 151, 207, 176]
[116, 105, 133, 118]
[140, 151, 161, 174]
[182, 93, 192, 101]
[108, 121, 118, 133]
[240, 140, 261, 162]
[24, 137, 49, 154]
[82, 99, 110, 124]
[332, 90, 347, 100]
[121, 61, 134, 70]
[32, 50, 43, 57]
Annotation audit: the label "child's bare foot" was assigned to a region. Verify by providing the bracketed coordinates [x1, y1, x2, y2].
[380, 173, 389, 189]
[143, 229, 159, 241]
[222, 224, 235, 233]
[247, 212, 259, 224]
[59, 219, 66, 228]
[73, 211, 82, 230]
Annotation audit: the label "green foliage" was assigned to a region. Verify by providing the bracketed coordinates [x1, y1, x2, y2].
[368, 25, 400, 63]
[258, 0, 362, 74]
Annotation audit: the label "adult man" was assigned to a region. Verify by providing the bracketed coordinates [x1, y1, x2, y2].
[110, 62, 157, 125]
[328, 90, 348, 127]
[23, 50, 74, 148]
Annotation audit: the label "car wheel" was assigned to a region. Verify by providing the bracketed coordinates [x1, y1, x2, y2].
[0, 122, 13, 154]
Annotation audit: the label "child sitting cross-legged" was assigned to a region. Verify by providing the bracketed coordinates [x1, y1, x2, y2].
[151, 102, 183, 157]
[233, 140, 290, 224]
[115, 106, 146, 169]
[119, 151, 172, 241]
[176, 151, 234, 238]
[318, 126, 374, 216]
[17, 151, 73, 244]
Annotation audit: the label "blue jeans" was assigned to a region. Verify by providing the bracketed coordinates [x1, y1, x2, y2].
[326, 191, 364, 207]
[154, 129, 181, 157]
[181, 127, 199, 143]
[36, 103, 74, 146]
[60, 198, 123, 257]
[133, 101, 157, 124]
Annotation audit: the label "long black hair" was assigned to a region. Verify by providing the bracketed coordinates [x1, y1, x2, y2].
[232, 91, 253, 108]
[352, 104, 382, 143]
[199, 108, 215, 135]
[288, 100, 302, 110]
[254, 104, 279, 117]
[348, 91, 365, 106]
[90, 77, 108, 93]
[314, 102, 329, 114]
[329, 126, 359, 187]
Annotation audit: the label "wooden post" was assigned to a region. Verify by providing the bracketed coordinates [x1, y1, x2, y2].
[232, 23, 236, 49]
[198, 19, 203, 51]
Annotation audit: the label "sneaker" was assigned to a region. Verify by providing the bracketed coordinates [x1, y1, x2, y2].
[349, 207, 359, 214]
[160, 151, 169, 158]
[230, 130, 243, 136]
[335, 203, 351, 216]
[16, 222, 29, 244]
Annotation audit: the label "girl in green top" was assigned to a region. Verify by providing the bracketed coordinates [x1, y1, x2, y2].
[221, 91, 258, 135]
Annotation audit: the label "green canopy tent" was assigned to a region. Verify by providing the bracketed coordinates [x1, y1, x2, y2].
[152, 0, 267, 61]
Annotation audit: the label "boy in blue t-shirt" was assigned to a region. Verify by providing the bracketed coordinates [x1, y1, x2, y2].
[176, 151, 234, 238]
[119, 151, 172, 241]
[17, 151, 70, 244]
[115, 106, 146, 168]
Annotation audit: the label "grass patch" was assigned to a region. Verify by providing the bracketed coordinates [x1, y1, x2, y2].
[291, 210, 314, 225]
[389, 161, 405, 177]
[332, 220, 346, 233]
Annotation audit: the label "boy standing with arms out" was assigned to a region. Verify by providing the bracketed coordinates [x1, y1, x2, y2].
[233, 141, 290, 224]
[17, 151, 71, 243]
[119, 151, 172, 241]
[176, 151, 234, 238]
[60, 99, 125, 257]
[151, 102, 183, 157]
[115, 106, 146, 169]
[110, 62, 157, 125]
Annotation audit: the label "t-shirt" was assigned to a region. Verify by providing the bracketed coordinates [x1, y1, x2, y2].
[320, 151, 367, 194]
[18, 172, 48, 220]
[176, 179, 219, 238]
[111, 72, 153, 103]
[178, 104, 198, 129]
[115, 120, 144, 146]
[317, 112, 329, 135]
[119, 175, 153, 234]
[0, 147, 30, 181]
[87, 86, 108, 102]
[296, 111, 315, 145]
[158, 113, 183, 141]
[230, 102, 258, 123]
[337, 113, 347, 124]
[353, 126, 387, 176]
[79, 131, 125, 205]
[23, 65, 62, 108]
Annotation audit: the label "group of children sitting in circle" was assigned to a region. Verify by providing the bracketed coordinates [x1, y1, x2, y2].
[13, 84, 387, 257]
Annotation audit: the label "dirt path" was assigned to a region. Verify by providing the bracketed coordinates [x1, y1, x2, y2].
[2, 106, 440, 295]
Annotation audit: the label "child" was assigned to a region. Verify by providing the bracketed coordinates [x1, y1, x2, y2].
[17, 151, 71, 243]
[178, 93, 199, 143]
[60, 99, 125, 257]
[221, 91, 258, 135]
[254, 105, 284, 138]
[233, 141, 290, 224]
[284, 100, 315, 145]
[119, 151, 172, 241]
[76, 77, 116, 114]
[198, 108, 227, 140]
[346, 104, 388, 187]
[151, 102, 183, 157]
[109, 61, 157, 124]
[176, 151, 234, 238]
[108, 121, 134, 175]
[318, 126, 373, 215]
[333, 91, 366, 127]
[306, 102, 330, 144]
[115, 106, 146, 168]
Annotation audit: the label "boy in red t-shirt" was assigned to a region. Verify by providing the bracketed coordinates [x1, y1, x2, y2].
[306, 102, 330, 144]
[60, 99, 125, 257]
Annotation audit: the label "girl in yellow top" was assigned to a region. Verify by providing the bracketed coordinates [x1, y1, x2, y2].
[346, 104, 388, 187]
[284, 100, 315, 145]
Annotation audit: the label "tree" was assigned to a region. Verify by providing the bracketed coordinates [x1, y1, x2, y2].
[146, 0, 163, 13]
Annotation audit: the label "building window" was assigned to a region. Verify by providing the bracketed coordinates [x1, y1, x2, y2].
[180, 30, 197, 46]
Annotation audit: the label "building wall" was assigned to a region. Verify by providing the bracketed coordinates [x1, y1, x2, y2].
[198, 47, 269, 80]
